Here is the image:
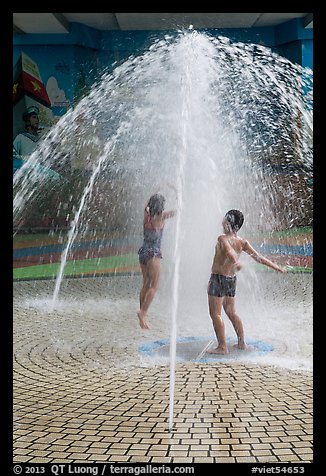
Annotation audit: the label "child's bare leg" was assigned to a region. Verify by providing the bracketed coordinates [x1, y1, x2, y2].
[137, 286, 157, 328]
[207, 296, 228, 354]
[139, 283, 148, 313]
[208, 314, 228, 354]
[138, 264, 150, 329]
[230, 313, 246, 349]
[137, 258, 160, 330]
[223, 297, 246, 349]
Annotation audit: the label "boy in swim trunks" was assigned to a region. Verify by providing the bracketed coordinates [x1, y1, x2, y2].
[207, 209, 287, 354]
[137, 193, 176, 330]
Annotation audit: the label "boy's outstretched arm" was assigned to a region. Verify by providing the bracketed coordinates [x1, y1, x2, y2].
[243, 240, 287, 273]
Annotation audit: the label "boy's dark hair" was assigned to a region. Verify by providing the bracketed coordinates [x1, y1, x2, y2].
[225, 209, 244, 232]
[148, 194, 165, 216]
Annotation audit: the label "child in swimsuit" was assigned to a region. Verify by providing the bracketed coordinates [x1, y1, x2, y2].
[137, 193, 176, 329]
[207, 209, 287, 354]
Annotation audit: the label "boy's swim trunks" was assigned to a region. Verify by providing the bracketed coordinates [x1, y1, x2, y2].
[207, 273, 237, 297]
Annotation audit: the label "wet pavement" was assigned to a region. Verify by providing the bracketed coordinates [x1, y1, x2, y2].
[13, 274, 313, 464]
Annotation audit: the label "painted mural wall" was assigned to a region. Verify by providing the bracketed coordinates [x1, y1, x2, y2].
[13, 47, 72, 137]
[13, 43, 100, 176]
[12, 22, 313, 229]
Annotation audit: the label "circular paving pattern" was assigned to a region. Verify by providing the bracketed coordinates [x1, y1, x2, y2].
[13, 275, 313, 464]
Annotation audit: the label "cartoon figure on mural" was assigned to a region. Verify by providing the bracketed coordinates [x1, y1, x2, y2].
[13, 51, 71, 179]
[13, 106, 42, 169]
[13, 106, 61, 181]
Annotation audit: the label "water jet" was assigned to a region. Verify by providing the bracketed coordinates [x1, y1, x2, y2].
[13, 30, 313, 432]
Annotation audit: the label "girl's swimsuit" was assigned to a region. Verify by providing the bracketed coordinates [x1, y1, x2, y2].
[138, 210, 164, 265]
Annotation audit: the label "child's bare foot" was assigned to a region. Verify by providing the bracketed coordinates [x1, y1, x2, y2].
[233, 342, 250, 350]
[207, 346, 229, 355]
[137, 311, 149, 330]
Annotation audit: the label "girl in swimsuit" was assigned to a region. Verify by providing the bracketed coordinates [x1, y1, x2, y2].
[137, 193, 176, 329]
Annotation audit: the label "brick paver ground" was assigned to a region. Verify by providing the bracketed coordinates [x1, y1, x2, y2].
[13, 275, 313, 464]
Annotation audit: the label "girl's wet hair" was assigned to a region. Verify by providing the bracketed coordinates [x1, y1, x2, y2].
[148, 194, 165, 216]
[225, 209, 244, 232]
